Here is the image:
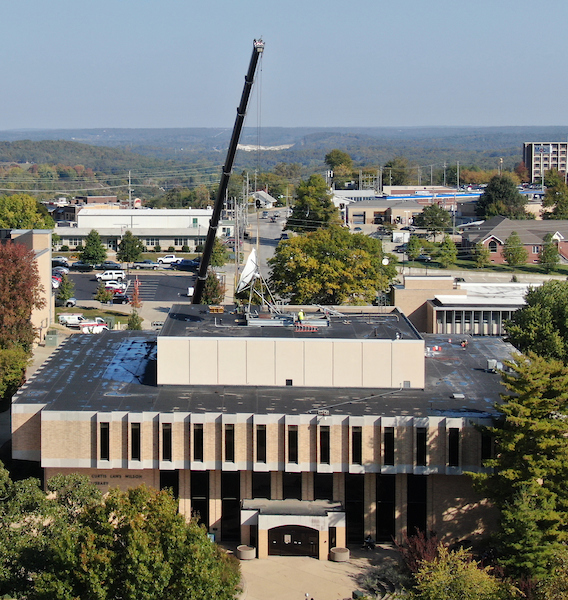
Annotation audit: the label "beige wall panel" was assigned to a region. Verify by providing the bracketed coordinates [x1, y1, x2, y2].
[157, 338, 190, 385]
[362, 424, 375, 468]
[275, 340, 304, 386]
[42, 420, 92, 461]
[245, 339, 276, 385]
[391, 342, 424, 388]
[431, 475, 498, 544]
[304, 341, 333, 386]
[12, 410, 42, 457]
[362, 343, 392, 387]
[235, 422, 249, 465]
[333, 342, 362, 387]
[218, 339, 247, 385]
[43, 467, 159, 492]
[189, 339, 218, 384]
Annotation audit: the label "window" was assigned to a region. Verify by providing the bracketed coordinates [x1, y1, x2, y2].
[131, 423, 141, 461]
[383, 427, 395, 466]
[252, 471, 271, 499]
[488, 240, 498, 253]
[288, 425, 298, 464]
[174, 238, 188, 246]
[146, 238, 158, 247]
[192, 218, 198, 227]
[319, 426, 330, 464]
[225, 424, 235, 462]
[481, 432, 494, 462]
[256, 425, 266, 463]
[162, 423, 172, 462]
[448, 428, 460, 467]
[352, 426, 362, 465]
[67, 237, 81, 247]
[532, 245, 540, 254]
[100, 422, 110, 461]
[416, 427, 427, 466]
[193, 424, 204, 461]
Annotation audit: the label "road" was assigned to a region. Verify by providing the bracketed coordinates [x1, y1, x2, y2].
[69, 271, 196, 302]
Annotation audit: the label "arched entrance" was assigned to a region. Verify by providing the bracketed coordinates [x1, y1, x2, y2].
[268, 525, 319, 557]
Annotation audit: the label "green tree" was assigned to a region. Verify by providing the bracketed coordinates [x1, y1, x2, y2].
[383, 157, 409, 185]
[285, 174, 340, 232]
[436, 235, 458, 268]
[80, 230, 107, 265]
[502, 231, 528, 267]
[413, 204, 451, 241]
[0, 346, 28, 401]
[505, 281, 568, 363]
[325, 149, 353, 170]
[56, 274, 75, 303]
[411, 545, 514, 600]
[0, 193, 54, 229]
[94, 283, 113, 304]
[202, 270, 225, 305]
[471, 353, 568, 579]
[211, 237, 229, 267]
[117, 230, 144, 263]
[268, 225, 397, 305]
[473, 241, 491, 268]
[539, 233, 559, 273]
[407, 236, 423, 261]
[543, 177, 568, 219]
[127, 309, 143, 330]
[476, 174, 530, 219]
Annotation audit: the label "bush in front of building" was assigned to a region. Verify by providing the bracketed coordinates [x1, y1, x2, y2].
[181, 245, 190, 253]
[153, 245, 161, 253]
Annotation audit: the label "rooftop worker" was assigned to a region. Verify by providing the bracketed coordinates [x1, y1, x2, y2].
[297, 309, 305, 322]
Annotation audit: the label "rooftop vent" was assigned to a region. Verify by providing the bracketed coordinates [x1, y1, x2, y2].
[452, 393, 466, 400]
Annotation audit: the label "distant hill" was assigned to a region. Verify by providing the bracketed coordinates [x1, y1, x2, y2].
[1, 126, 568, 174]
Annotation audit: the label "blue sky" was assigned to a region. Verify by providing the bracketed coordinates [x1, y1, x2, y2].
[2, 0, 567, 130]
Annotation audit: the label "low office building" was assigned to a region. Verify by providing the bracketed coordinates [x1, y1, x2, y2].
[12, 305, 512, 558]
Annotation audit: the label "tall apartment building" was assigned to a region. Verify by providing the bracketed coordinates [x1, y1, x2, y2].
[12, 304, 512, 559]
[523, 142, 568, 183]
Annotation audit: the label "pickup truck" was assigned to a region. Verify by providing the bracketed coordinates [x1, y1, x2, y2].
[157, 255, 180, 265]
[58, 314, 107, 327]
[132, 260, 160, 270]
[80, 323, 109, 334]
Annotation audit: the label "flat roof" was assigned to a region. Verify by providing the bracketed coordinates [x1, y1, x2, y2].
[13, 331, 515, 418]
[159, 304, 423, 342]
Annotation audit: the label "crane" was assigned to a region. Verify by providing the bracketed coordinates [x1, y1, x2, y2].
[192, 38, 265, 304]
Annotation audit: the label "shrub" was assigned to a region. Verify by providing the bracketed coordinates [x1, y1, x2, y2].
[195, 244, 204, 253]
[153, 245, 161, 253]
[74, 244, 83, 251]
[168, 246, 175, 252]
[60, 245, 69, 252]
[181, 245, 190, 253]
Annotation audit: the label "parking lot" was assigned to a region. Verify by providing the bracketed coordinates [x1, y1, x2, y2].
[69, 271, 196, 303]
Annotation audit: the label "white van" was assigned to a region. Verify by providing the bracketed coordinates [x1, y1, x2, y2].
[96, 270, 126, 282]
[58, 314, 107, 328]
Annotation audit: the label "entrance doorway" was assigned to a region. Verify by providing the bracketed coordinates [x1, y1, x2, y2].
[268, 525, 319, 557]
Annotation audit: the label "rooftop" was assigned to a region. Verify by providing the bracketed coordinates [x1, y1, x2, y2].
[14, 331, 515, 418]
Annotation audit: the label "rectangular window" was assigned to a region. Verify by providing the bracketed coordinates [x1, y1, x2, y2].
[67, 238, 81, 247]
[416, 427, 427, 466]
[448, 428, 460, 467]
[162, 423, 172, 462]
[384, 427, 395, 466]
[481, 432, 494, 462]
[146, 238, 158, 247]
[320, 425, 330, 464]
[131, 423, 141, 461]
[192, 218, 198, 227]
[288, 425, 298, 464]
[252, 471, 271, 499]
[193, 424, 204, 461]
[174, 238, 188, 246]
[256, 425, 266, 463]
[532, 246, 540, 254]
[352, 426, 362, 465]
[225, 424, 235, 463]
[100, 422, 110, 461]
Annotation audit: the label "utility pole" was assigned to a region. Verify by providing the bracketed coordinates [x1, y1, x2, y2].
[443, 162, 447, 187]
[456, 161, 460, 190]
[128, 170, 132, 208]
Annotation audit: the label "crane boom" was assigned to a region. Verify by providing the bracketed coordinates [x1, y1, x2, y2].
[192, 38, 264, 304]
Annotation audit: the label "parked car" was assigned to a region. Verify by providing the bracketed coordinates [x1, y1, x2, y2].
[95, 270, 126, 282]
[401, 226, 416, 232]
[95, 261, 122, 270]
[394, 244, 408, 253]
[416, 254, 432, 262]
[112, 294, 130, 305]
[51, 278, 60, 289]
[51, 273, 63, 282]
[55, 296, 77, 308]
[70, 261, 95, 272]
[52, 266, 70, 275]
[132, 260, 160, 270]
[157, 255, 180, 265]
[104, 281, 127, 294]
[52, 258, 69, 268]
[175, 258, 200, 271]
